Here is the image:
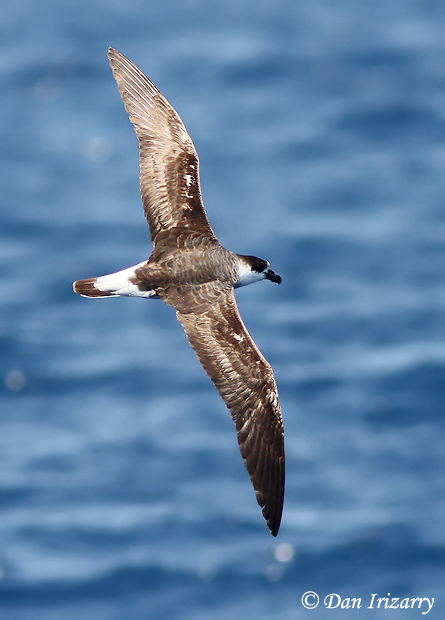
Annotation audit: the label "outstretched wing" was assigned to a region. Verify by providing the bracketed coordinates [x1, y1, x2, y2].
[177, 291, 285, 536]
[108, 48, 216, 247]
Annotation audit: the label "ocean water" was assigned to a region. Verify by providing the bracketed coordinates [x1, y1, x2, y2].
[2, 1, 445, 618]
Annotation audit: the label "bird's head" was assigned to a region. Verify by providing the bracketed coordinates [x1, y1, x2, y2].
[235, 255, 282, 288]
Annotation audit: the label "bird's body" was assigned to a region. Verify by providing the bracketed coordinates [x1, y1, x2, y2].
[73, 48, 285, 536]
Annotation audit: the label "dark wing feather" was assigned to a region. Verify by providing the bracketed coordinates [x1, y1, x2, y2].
[108, 48, 216, 246]
[177, 291, 285, 536]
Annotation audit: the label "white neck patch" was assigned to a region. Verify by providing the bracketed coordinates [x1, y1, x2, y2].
[234, 261, 267, 288]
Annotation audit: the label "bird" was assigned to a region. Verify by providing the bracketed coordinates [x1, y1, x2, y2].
[73, 48, 285, 536]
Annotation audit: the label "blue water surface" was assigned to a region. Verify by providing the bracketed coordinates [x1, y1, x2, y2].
[2, 1, 445, 618]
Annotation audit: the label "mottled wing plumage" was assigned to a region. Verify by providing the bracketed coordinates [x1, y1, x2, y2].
[177, 291, 285, 536]
[73, 49, 285, 536]
[108, 48, 216, 246]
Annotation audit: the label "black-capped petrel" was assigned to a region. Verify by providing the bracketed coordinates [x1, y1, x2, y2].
[73, 48, 285, 536]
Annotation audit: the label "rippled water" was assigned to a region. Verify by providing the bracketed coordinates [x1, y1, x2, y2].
[2, 1, 445, 618]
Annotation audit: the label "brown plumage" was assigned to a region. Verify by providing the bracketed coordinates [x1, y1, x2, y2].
[73, 48, 285, 536]
[177, 292, 284, 535]
[108, 48, 215, 245]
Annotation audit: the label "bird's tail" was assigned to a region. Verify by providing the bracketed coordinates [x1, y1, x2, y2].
[73, 261, 156, 298]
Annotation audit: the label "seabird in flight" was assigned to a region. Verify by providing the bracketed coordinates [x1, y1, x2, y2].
[73, 48, 285, 536]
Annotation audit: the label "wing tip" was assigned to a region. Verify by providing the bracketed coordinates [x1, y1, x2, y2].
[264, 504, 283, 537]
[253, 449, 285, 537]
[108, 46, 119, 59]
[260, 480, 284, 537]
[108, 47, 124, 71]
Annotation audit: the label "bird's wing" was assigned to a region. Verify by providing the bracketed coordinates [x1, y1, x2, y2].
[177, 291, 285, 536]
[108, 48, 216, 247]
